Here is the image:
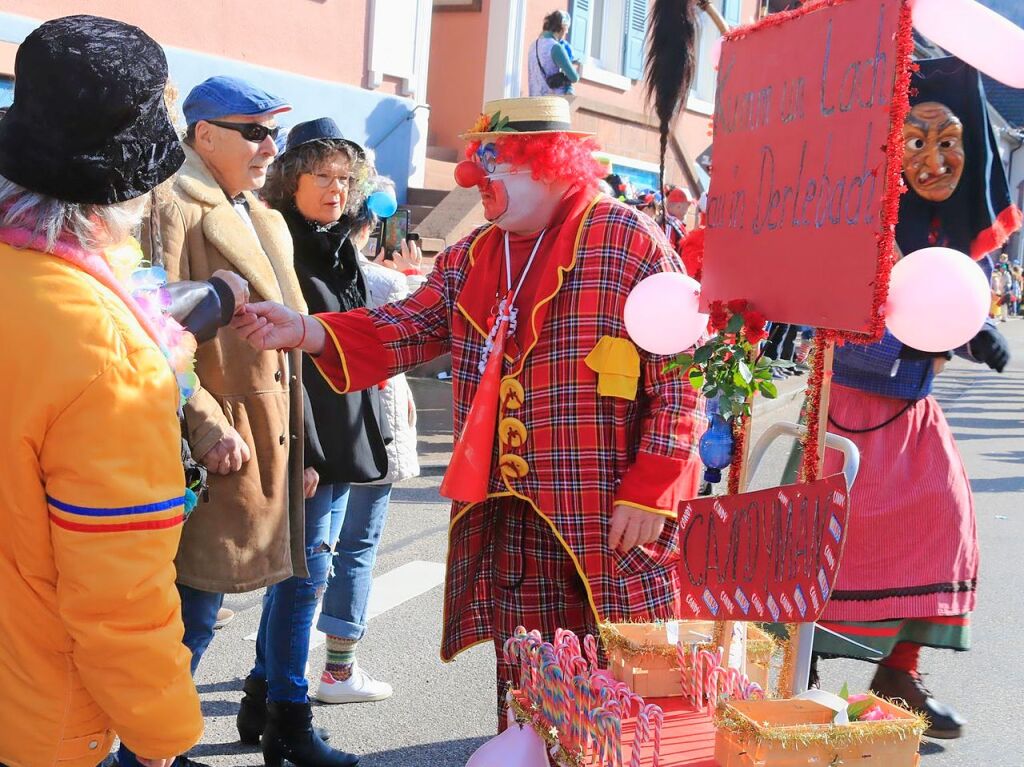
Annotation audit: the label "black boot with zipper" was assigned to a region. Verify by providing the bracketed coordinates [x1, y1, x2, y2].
[238, 675, 332, 746]
[262, 700, 358, 767]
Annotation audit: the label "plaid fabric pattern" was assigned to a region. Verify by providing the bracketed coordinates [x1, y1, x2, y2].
[365, 198, 703, 659]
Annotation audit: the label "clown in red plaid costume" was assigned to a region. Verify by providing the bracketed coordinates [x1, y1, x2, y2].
[234, 97, 703, 723]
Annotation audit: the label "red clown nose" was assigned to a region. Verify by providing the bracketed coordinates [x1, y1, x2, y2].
[454, 160, 485, 188]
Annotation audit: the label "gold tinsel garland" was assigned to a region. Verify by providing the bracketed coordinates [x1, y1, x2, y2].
[508, 695, 583, 767]
[714, 696, 927, 750]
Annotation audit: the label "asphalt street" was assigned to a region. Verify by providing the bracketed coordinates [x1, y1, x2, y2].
[158, 321, 1023, 767]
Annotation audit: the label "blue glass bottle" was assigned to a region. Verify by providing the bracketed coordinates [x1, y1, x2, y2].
[699, 397, 735, 484]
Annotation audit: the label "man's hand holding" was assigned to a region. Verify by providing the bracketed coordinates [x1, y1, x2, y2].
[608, 504, 666, 553]
[232, 302, 326, 355]
[210, 269, 249, 314]
[199, 426, 251, 475]
[303, 467, 320, 499]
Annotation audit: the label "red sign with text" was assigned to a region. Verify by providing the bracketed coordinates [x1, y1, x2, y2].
[677, 474, 851, 623]
[700, 0, 904, 332]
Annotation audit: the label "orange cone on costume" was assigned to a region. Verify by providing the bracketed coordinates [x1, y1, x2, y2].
[439, 317, 509, 503]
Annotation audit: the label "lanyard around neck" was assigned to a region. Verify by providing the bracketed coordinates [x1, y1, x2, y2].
[502, 229, 547, 310]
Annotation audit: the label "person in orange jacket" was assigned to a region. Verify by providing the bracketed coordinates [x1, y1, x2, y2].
[0, 16, 203, 767]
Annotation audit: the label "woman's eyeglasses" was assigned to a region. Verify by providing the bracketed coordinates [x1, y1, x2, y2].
[205, 120, 280, 143]
[308, 173, 351, 189]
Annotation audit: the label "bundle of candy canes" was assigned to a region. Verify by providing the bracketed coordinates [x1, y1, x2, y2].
[503, 626, 665, 767]
[676, 643, 765, 712]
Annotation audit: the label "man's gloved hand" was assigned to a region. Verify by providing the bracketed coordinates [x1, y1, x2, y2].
[968, 325, 1010, 372]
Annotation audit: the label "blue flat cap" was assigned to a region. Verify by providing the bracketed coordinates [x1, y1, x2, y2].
[183, 75, 290, 125]
[285, 117, 365, 158]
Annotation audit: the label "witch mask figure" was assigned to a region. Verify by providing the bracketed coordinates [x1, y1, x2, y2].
[903, 101, 965, 203]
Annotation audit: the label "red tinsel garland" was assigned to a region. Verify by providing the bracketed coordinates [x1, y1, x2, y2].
[728, 414, 747, 495]
[798, 331, 831, 482]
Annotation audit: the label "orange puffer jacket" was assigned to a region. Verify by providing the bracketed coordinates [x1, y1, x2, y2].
[0, 241, 202, 766]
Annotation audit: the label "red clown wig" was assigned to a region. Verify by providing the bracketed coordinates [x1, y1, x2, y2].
[466, 133, 605, 187]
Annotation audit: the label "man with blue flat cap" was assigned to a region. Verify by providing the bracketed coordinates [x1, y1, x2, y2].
[137, 76, 329, 765]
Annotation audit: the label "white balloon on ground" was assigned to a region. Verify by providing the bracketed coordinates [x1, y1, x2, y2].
[624, 272, 708, 356]
[911, 0, 1024, 88]
[884, 247, 990, 352]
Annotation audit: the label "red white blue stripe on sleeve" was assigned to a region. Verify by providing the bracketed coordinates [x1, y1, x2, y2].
[46, 495, 186, 533]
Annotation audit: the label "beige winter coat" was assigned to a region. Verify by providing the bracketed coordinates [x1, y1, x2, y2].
[148, 147, 308, 592]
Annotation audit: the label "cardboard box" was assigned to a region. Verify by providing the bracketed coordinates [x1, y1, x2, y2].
[714, 696, 925, 767]
[604, 621, 716, 699]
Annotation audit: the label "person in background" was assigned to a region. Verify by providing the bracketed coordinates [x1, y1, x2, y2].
[991, 260, 1011, 321]
[664, 185, 693, 231]
[0, 15, 203, 767]
[1011, 264, 1022, 316]
[314, 177, 422, 705]
[527, 10, 580, 97]
[137, 76, 316, 767]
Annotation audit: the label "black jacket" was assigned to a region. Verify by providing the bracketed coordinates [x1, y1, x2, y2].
[284, 209, 390, 484]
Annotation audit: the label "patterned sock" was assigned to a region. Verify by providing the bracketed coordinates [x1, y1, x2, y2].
[881, 641, 920, 675]
[325, 635, 358, 682]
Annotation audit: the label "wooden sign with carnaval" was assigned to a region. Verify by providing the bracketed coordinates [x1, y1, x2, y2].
[701, 0, 908, 334]
[677, 473, 851, 623]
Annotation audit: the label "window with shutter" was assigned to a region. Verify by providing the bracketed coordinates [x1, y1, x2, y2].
[622, 0, 647, 80]
[568, 0, 592, 58]
[723, 0, 742, 26]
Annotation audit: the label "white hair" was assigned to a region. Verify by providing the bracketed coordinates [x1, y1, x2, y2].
[0, 175, 147, 252]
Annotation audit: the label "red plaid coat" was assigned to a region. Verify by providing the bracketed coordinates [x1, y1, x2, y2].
[313, 194, 703, 660]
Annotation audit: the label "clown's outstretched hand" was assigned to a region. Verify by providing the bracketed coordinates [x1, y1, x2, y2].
[232, 302, 326, 355]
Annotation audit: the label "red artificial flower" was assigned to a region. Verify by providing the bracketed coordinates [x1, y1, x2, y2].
[745, 326, 769, 345]
[727, 298, 749, 315]
[708, 300, 730, 331]
[743, 310, 767, 334]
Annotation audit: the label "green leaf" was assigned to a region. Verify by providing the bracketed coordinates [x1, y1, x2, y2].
[730, 399, 745, 418]
[736, 360, 752, 384]
[726, 313, 745, 334]
[847, 698, 874, 721]
[673, 352, 694, 369]
[839, 682, 850, 701]
[694, 345, 713, 364]
[688, 369, 705, 390]
[759, 380, 779, 398]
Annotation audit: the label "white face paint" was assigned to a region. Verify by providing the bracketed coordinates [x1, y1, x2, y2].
[479, 162, 565, 234]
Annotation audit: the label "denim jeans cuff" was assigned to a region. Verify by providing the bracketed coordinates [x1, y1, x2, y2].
[316, 613, 365, 640]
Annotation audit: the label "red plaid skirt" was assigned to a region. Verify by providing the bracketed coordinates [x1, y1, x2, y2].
[442, 498, 599, 727]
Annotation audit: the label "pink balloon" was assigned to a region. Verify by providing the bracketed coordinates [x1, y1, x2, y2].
[465, 723, 548, 767]
[624, 272, 708, 356]
[885, 247, 990, 353]
[912, 0, 1024, 88]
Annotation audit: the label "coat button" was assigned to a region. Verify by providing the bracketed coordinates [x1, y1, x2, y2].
[500, 377, 525, 410]
[291, 374, 298, 382]
[499, 417, 528, 448]
[279, 435, 286, 445]
[275, 370, 282, 382]
[88, 741, 98, 750]
[499, 454, 530, 480]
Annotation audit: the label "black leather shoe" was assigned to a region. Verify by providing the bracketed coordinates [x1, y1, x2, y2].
[262, 700, 358, 767]
[870, 665, 965, 739]
[238, 675, 331, 746]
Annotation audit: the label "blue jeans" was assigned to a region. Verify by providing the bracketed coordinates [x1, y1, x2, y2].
[117, 584, 222, 766]
[318, 483, 393, 640]
[251, 482, 348, 702]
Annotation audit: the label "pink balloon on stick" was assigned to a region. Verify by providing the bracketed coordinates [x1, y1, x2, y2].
[911, 0, 1024, 88]
[884, 247, 990, 353]
[624, 272, 709, 356]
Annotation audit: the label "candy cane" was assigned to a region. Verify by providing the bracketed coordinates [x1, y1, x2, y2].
[628, 706, 651, 767]
[584, 633, 599, 670]
[645, 705, 664, 767]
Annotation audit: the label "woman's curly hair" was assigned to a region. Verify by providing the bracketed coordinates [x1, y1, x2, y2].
[262, 139, 370, 214]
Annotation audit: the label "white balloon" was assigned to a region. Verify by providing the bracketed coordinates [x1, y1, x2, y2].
[912, 0, 1024, 88]
[624, 272, 709, 356]
[885, 247, 990, 352]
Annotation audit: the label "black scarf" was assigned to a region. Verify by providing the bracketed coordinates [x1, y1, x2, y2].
[895, 57, 1021, 261]
[282, 207, 366, 313]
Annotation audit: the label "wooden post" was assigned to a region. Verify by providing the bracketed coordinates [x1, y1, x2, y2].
[697, 0, 731, 35]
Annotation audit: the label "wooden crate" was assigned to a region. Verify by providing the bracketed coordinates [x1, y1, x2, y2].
[714, 696, 924, 767]
[605, 621, 716, 698]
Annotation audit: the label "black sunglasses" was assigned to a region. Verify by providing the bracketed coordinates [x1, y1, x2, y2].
[205, 119, 280, 143]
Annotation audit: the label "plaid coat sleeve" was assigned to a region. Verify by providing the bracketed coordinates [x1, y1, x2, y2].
[612, 217, 704, 516]
[311, 248, 455, 393]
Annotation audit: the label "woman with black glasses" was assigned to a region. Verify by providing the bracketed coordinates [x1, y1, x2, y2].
[236, 118, 386, 767]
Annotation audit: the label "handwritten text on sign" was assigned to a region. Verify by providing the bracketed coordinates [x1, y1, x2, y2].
[700, 0, 903, 333]
[677, 473, 851, 623]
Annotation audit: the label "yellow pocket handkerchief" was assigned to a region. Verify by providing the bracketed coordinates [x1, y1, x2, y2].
[584, 336, 641, 401]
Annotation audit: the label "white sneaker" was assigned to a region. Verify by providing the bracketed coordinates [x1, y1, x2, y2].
[313, 663, 393, 704]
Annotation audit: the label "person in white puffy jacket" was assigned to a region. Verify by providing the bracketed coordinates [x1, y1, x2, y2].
[313, 188, 422, 705]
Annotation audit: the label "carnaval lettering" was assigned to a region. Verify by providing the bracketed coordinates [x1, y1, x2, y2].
[677, 473, 851, 622]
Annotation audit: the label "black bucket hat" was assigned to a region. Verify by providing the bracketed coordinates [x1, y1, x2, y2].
[0, 15, 185, 204]
[284, 117, 365, 160]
